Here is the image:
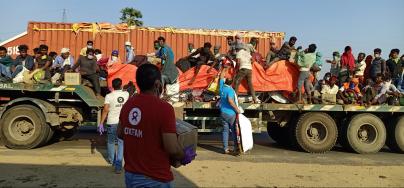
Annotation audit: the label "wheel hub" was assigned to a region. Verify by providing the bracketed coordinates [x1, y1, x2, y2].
[357, 124, 377, 144]
[306, 122, 327, 143]
[17, 120, 33, 133]
[358, 129, 368, 141]
[9, 116, 36, 141]
[309, 127, 319, 138]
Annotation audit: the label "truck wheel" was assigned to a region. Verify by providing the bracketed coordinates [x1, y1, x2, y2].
[267, 122, 289, 146]
[345, 113, 386, 154]
[386, 116, 404, 153]
[0, 105, 50, 149]
[293, 112, 338, 153]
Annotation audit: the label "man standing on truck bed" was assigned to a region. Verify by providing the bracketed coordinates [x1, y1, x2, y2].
[70, 48, 101, 96]
[99, 78, 129, 174]
[118, 64, 195, 187]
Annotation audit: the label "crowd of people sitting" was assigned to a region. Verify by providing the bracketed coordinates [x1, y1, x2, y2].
[0, 34, 403, 106]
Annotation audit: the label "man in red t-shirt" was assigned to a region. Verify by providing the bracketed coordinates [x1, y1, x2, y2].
[118, 64, 195, 188]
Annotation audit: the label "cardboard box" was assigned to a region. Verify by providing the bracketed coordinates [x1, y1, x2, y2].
[171, 119, 198, 167]
[322, 94, 337, 104]
[64, 72, 81, 85]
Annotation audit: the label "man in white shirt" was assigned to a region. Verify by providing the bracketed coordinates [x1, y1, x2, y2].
[321, 76, 339, 95]
[233, 43, 258, 103]
[99, 78, 129, 174]
[373, 76, 403, 104]
[355, 52, 366, 84]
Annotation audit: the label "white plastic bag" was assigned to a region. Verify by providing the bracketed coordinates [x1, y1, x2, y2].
[12, 67, 28, 83]
[166, 80, 180, 103]
[238, 114, 253, 153]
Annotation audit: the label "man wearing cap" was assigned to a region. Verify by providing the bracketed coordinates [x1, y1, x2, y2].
[125, 41, 135, 64]
[327, 51, 341, 77]
[108, 50, 122, 66]
[53, 48, 74, 72]
[233, 43, 259, 103]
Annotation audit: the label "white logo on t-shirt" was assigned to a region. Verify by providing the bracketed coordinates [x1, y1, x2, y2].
[129, 108, 141, 126]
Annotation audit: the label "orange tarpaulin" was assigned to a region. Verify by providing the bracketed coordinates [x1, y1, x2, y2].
[179, 60, 300, 93]
[108, 60, 301, 94]
[107, 63, 138, 91]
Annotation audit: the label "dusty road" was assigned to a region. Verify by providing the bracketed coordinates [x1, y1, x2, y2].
[1, 127, 404, 187]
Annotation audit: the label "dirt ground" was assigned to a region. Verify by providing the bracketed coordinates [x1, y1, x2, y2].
[0, 130, 404, 187]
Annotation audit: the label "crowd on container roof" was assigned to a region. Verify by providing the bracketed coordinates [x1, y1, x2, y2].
[0, 34, 403, 105]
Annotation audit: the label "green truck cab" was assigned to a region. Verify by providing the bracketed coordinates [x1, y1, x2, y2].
[0, 83, 103, 149]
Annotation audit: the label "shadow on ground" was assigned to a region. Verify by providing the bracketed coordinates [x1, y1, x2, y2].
[0, 163, 197, 188]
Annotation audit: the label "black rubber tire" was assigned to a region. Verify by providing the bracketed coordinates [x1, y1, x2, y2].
[292, 112, 338, 153]
[386, 116, 404, 153]
[43, 126, 55, 146]
[0, 105, 50, 149]
[267, 122, 289, 146]
[53, 124, 79, 141]
[344, 113, 386, 154]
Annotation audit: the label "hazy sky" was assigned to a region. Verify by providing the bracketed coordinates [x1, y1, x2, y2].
[0, 0, 403, 61]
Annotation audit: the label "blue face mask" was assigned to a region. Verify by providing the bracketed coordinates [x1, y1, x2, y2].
[126, 46, 131, 51]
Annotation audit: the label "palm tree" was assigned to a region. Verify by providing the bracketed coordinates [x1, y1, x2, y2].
[120, 7, 143, 27]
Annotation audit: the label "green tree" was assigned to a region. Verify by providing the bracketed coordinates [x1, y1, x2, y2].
[120, 7, 143, 27]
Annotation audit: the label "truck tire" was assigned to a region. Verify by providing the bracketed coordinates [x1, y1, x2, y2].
[267, 122, 289, 146]
[344, 113, 386, 154]
[0, 105, 50, 149]
[53, 123, 79, 141]
[386, 116, 404, 153]
[292, 112, 338, 153]
[43, 126, 55, 146]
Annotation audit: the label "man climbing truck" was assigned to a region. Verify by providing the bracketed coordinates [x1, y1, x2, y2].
[173, 101, 404, 154]
[0, 83, 103, 149]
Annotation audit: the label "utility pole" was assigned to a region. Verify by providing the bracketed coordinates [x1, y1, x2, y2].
[62, 8, 67, 22]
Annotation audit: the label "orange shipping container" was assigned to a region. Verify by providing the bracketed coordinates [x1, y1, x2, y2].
[1, 21, 285, 62]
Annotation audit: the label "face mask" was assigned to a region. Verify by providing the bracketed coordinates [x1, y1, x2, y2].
[95, 54, 102, 61]
[385, 80, 392, 87]
[324, 76, 331, 81]
[374, 54, 380, 58]
[333, 56, 340, 61]
[87, 45, 93, 49]
[112, 56, 118, 61]
[87, 55, 94, 59]
[41, 55, 47, 60]
[126, 46, 131, 51]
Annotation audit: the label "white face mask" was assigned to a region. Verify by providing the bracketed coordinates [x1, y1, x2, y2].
[95, 54, 102, 61]
[374, 54, 380, 58]
[111, 56, 118, 61]
[87, 45, 93, 49]
[87, 55, 94, 60]
[385, 80, 392, 87]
